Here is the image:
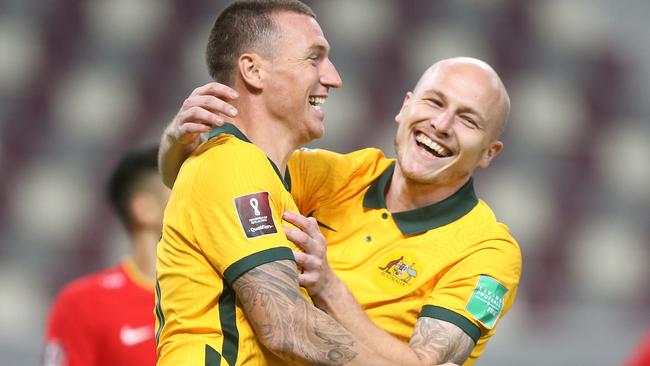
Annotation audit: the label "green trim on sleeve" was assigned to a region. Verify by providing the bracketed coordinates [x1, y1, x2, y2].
[223, 247, 295, 286]
[419, 305, 481, 344]
[205, 344, 222, 365]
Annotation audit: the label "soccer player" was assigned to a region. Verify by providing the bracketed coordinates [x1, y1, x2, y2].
[160, 57, 521, 366]
[43, 147, 169, 366]
[155, 1, 430, 366]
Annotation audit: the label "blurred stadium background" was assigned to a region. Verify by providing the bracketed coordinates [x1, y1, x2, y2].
[1, 0, 649, 364]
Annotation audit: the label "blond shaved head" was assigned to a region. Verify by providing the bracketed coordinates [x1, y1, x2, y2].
[415, 57, 510, 139]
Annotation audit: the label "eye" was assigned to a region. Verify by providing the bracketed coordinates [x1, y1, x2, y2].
[461, 116, 478, 129]
[307, 54, 322, 64]
[424, 98, 443, 108]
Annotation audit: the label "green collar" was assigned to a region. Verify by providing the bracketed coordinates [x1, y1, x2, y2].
[363, 162, 478, 235]
[207, 123, 291, 191]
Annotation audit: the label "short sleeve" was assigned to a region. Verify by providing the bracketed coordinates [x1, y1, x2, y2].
[420, 238, 521, 343]
[187, 144, 295, 286]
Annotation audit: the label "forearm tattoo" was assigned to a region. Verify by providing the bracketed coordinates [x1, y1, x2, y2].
[409, 318, 474, 364]
[233, 260, 358, 365]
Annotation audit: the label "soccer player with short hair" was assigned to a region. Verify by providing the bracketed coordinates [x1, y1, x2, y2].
[43, 147, 168, 366]
[154, 1, 419, 366]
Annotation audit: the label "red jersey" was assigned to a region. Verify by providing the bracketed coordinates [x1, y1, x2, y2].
[626, 331, 650, 366]
[43, 259, 156, 366]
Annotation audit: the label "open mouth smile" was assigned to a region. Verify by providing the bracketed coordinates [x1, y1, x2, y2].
[415, 133, 452, 158]
[309, 96, 326, 110]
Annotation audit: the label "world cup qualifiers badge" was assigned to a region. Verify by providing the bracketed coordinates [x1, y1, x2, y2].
[234, 192, 277, 238]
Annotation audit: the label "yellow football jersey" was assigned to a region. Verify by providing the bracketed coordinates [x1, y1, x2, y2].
[155, 124, 305, 366]
[288, 148, 522, 366]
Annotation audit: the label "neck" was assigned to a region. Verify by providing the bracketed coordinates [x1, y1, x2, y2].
[129, 229, 158, 280]
[228, 99, 301, 175]
[385, 166, 469, 213]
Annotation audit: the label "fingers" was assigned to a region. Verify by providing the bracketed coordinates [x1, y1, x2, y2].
[293, 250, 307, 265]
[168, 107, 220, 146]
[178, 122, 212, 135]
[293, 250, 321, 287]
[284, 226, 325, 261]
[182, 95, 237, 119]
[283, 211, 323, 240]
[189, 82, 239, 117]
[175, 82, 239, 137]
[283, 225, 314, 252]
[165, 82, 240, 148]
[292, 250, 321, 269]
[177, 106, 224, 127]
[298, 272, 320, 288]
[192, 82, 239, 100]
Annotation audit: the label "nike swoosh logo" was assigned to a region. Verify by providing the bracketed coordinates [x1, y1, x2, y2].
[307, 210, 337, 232]
[120, 324, 154, 346]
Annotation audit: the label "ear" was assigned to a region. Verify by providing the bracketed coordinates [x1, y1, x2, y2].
[395, 92, 413, 124]
[478, 140, 503, 169]
[238, 53, 265, 90]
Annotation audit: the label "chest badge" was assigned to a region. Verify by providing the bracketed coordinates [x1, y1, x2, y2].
[374, 253, 420, 288]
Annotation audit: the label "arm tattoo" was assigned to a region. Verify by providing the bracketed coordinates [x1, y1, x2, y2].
[409, 318, 474, 364]
[233, 260, 358, 365]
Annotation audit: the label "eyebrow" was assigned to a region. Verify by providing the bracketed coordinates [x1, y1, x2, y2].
[427, 90, 487, 125]
[307, 43, 329, 54]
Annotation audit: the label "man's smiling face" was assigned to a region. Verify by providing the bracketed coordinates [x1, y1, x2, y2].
[393, 58, 508, 187]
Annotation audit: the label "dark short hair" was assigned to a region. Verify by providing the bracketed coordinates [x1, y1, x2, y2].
[107, 146, 159, 231]
[206, 0, 316, 84]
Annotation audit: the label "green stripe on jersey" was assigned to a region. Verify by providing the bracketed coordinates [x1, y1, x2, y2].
[420, 305, 481, 343]
[154, 280, 165, 346]
[223, 247, 295, 285]
[205, 344, 222, 365]
[219, 285, 239, 366]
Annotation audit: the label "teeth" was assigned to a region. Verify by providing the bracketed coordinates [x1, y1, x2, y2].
[415, 133, 450, 157]
[309, 96, 325, 110]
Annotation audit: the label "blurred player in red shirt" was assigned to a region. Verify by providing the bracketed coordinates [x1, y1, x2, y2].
[43, 147, 169, 366]
[625, 331, 650, 366]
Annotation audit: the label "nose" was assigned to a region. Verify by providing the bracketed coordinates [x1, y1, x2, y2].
[431, 110, 454, 136]
[320, 58, 343, 89]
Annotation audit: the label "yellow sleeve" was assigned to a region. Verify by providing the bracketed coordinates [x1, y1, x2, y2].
[288, 148, 392, 214]
[188, 141, 295, 285]
[421, 238, 521, 343]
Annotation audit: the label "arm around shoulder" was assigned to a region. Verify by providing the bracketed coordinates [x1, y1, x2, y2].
[158, 82, 239, 187]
